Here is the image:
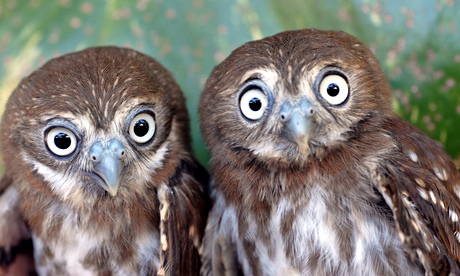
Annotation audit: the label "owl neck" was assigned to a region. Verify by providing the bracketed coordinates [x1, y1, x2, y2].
[210, 120, 393, 207]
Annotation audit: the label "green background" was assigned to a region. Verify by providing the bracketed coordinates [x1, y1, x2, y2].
[1, 0, 459, 169]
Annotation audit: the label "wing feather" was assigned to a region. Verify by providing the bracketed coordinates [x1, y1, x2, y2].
[0, 175, 35, 274]
[158, 158, 210, 275]
[375, 116, 460, 275]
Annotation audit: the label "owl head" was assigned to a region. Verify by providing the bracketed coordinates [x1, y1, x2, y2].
[199, 29, 392, 168]
[1, 47, 190, 204]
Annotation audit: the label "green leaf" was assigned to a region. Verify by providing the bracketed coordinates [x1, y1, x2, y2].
[1, 0, 459, 170]
[268, 0, 460, 162]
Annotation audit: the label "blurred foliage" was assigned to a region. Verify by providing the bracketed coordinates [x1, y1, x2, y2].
[0, 0, 459, 170]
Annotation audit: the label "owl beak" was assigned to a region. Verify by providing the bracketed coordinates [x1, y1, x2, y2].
[280, 99, 315, 154]
[89, 139, 126, 197]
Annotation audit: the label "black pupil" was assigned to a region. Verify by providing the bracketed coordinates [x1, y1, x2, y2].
[327, 83, 340, 97]
[54, 133, 71, 149]
[134, 119, 149, 137]
[249, 97, 262, 111]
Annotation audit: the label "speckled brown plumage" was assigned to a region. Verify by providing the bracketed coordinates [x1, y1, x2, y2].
[199, 29, 460, 275]
[0, 46, 209, 275]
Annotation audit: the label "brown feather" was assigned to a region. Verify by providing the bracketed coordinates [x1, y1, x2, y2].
[0, 46, 209, 275]
[199, 29, 460, 275]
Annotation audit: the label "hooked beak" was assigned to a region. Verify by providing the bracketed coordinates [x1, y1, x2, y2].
[89, 139, 126, 197]
[280, 99, 315, 154]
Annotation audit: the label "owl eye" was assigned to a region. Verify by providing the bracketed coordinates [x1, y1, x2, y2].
[319, 74, 349, 105]
[129, 112, 156, 144]
[46, 127, 78, 157]
[239, 87, 269, 120]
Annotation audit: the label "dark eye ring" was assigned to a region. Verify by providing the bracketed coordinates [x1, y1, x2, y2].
[239, 85, 269, 120]
[129, 112, 156, 144]
[46, 127, 78, 156]
[319, 74, 349, 105]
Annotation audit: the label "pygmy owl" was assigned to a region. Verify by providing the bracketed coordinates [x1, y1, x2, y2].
[0, 46, 209, 275]
[199, 29, 460, 275]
